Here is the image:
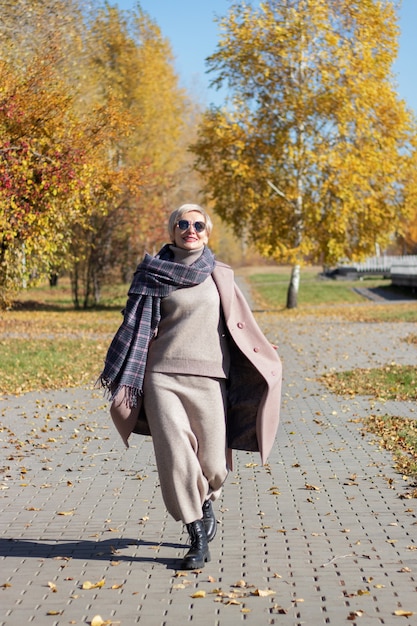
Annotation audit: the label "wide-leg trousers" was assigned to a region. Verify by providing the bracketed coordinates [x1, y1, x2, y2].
[143, 372, 228, 524]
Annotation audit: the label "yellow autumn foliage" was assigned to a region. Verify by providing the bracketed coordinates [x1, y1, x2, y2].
[192, 0, 417, 267]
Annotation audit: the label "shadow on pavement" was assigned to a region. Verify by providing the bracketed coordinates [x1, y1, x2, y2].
[0, 537, 184, 569]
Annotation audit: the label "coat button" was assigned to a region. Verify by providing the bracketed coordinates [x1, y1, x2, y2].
[253, 347, 260, 353]
[237, 322, 245, 329]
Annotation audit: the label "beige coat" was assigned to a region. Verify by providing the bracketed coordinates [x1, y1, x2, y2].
[110, 261, 282, 464]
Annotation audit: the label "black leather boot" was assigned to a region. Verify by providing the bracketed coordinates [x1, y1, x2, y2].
[202, 500, 217, 542]
[180, 519, 211, 570]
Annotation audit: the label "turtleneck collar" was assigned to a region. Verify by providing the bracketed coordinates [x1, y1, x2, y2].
[169, 245, 205, 266]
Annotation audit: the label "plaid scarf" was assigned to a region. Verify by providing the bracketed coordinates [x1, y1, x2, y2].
[99, 244, 215, 406]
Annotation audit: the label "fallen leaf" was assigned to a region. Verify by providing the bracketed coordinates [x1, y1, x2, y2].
[347, 610, 364, 620]
[252, 588, 275, 597]
[56, 510, 74, 516]
[82, 578, 106, 590]
[46, 610, 63, 615]
[191, 590, 206, 598]
[48, 581, 58, 592]
[394, 610, 414, 617]
[90, 616, 112, 626]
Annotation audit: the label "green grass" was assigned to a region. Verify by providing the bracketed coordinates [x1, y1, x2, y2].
[320, 362, 417, 493]
[1, 277, 123, 394]
[249, 271, 370, 307]
[247, 269, 417, 321]
[320, 364, 417, 401]
[0, 337, 108, 394]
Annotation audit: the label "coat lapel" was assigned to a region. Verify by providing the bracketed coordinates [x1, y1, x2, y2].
[212, 263, 234, 322]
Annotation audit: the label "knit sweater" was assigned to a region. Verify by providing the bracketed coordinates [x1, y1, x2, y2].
[145, 245, 230, 378]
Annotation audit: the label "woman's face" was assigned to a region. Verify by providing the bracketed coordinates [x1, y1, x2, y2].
[173, 210, 209, 250]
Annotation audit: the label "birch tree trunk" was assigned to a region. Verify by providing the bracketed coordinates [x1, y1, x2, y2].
[286, 264, 300, 309]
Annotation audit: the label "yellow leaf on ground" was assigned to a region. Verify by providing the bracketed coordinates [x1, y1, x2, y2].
[394, 610, 414, 617]
[191, 590, 206, 598]
[82, 578, 106, 590]
[90, 616, 112, 626]
[252, 588, 275, 597]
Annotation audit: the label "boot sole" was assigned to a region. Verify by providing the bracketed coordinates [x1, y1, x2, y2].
[180, 552, 211, 570]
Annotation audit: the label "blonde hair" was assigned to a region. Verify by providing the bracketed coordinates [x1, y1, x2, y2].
[168, 204, 213, 242]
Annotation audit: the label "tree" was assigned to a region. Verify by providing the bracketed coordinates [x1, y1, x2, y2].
[0, 12, 89, 306]
[0, 0, 106, 307]
[0, 1, 196, 308]
[68, 4, 196, 307]
[396, 136, 417, 254]
[191, 0, 417, 307]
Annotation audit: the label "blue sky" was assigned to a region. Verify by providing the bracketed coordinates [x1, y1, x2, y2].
[115, 0, 417, 114]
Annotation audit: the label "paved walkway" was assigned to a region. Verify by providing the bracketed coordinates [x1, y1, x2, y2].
[1, 284, 417, 625]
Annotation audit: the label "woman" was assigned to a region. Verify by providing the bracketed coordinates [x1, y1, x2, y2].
[100, 204, 282, 570]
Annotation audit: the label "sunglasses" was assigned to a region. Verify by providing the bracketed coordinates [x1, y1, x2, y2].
[176, 220, 206, 233]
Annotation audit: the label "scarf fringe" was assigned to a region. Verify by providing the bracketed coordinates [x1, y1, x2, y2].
[97, 377, 142, 409]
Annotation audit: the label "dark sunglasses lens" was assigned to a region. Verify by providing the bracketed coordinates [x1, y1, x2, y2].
[177, 220, 206, 233]
[194, 221, 206, 233]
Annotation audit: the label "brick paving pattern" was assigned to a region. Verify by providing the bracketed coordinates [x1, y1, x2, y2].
[1, 281, 417, 625]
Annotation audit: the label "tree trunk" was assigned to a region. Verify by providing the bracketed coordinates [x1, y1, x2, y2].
[286, 264, 300, 309]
